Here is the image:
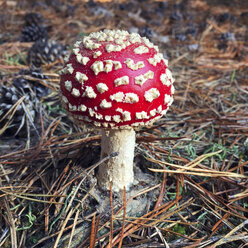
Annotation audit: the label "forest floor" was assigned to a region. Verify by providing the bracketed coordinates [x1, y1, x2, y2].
[0, 0, 248, 247]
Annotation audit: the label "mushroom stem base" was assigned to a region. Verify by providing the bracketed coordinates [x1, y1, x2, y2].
[97, 129, 135, 192]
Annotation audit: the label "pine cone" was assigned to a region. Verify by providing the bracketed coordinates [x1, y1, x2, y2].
[0, 66, 48, 136]
[20, 23, 48, 42]
[27, 39, 68, 67]
[13, 67, 49, 98]
[20, 12, 48, 42]
[0, 84, 36, 136]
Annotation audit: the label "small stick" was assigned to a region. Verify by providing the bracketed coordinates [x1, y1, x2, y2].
[90, 214, 96, 248]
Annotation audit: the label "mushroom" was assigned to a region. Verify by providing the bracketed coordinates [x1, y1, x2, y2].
[60, 30, 174, 192]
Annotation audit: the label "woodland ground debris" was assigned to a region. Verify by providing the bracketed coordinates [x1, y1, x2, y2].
[0, 0, 247, 247]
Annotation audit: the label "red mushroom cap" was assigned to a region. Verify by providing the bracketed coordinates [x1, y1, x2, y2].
[60, 30, 174, 129]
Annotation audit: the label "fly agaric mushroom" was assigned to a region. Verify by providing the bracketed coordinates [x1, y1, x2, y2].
[60, 30, 174, 192]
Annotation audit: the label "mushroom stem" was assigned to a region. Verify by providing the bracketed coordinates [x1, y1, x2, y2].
[97, 129, 135, 192]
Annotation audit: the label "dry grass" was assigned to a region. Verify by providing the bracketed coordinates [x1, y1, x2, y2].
[0, 0, 248, 247]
